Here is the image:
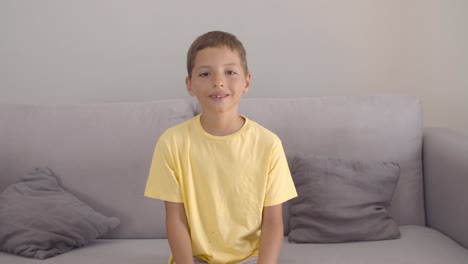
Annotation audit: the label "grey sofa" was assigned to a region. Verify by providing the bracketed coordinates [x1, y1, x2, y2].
[1, 96, 467, 264]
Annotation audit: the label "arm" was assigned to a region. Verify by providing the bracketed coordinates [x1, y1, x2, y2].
[165, 201, 195, 264]
[258, 204, 284, 264]
[424, 127, 468, 249]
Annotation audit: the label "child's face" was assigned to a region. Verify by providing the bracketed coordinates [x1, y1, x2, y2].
[186, 46, 251, 115]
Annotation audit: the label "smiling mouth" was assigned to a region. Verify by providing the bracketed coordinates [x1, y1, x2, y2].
[209, 94, 229, 98]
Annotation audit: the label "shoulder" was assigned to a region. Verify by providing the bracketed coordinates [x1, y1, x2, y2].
[156, 116, 198, 150]
[159, 116, 196, 140]
[247, 118, 280, 142]
[245, 117, 282, 146]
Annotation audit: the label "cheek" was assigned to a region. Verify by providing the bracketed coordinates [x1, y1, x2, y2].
[239, 79, 249, 88]
[192, 78, 208, 87]
[230, 76, 244, 84]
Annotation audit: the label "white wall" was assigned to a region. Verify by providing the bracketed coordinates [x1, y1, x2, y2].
[391, 0, 468, 133]
[1, 0, 467, 133]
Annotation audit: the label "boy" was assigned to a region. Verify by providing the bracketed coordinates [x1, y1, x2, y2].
[144, 31, 297, 264]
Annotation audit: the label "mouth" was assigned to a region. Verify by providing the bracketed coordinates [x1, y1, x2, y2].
[209, 94, 229, 99]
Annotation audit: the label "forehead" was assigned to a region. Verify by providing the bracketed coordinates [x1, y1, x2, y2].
[194, 46, 241, 66]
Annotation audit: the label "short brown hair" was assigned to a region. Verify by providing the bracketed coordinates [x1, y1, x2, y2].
[186, 31, 248, 78]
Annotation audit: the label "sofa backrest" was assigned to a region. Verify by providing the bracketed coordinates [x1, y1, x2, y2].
[0, 99, 195, 239]
[0, 96, 424, 239]
[233, 96, 425, 230]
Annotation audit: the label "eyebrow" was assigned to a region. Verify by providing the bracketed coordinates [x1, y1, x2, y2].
[196, 63, 239, 69]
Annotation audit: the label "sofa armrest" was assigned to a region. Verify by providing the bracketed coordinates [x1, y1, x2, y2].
[423, 127, 468, 249]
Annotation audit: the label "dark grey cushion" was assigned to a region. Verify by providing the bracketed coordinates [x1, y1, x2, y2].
[0, 168, 120, 259]
[288, 153, 401, 243]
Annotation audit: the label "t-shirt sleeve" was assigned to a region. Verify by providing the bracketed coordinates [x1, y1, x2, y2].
[144, 134, 183, 203]
[264, 139, 298, 207]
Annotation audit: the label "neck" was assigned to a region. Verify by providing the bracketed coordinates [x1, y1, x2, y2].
[200, 112, 245, 136]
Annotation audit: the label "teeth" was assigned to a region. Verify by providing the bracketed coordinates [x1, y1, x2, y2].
[210, 95, 228, 98]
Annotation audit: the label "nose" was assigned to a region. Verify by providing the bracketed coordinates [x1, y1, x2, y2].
[212, 73, 225, 88]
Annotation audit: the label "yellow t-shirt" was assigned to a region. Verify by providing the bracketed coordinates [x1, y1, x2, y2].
[144, 114, 297, 264]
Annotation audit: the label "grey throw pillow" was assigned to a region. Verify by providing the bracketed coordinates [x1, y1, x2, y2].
[0, 168, 120, 259]
[288, 153, 401, 243]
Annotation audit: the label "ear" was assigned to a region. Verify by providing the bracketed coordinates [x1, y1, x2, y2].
[243, 72, 251, 94]
[186, 76, 195, 96]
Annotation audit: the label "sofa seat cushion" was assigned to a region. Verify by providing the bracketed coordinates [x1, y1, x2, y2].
[0, 239, 171, 264]
[281, 226, 468, 264]
[0, 226, 466, 264]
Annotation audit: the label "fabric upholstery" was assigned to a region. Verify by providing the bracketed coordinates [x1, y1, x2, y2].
[0, 226, 466, 264]
[0, 96, 466, 264]
[0, 99, 196, 239]
[288, 153, 400, 243]
[0, 168, 119, 259]
[0, 96, 424, 240]
[423, 127, 468, 249]
[221, 96, 424, 227]
[280, 226, 468, 264]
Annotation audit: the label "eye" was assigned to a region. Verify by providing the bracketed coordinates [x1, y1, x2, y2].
[226, 70, 237, 75]
[198, 72, 209, 77]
